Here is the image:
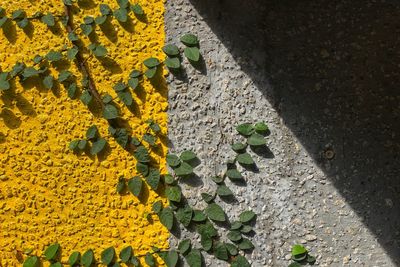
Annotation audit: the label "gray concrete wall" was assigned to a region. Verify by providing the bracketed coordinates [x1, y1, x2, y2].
[165, 0, 400, 266]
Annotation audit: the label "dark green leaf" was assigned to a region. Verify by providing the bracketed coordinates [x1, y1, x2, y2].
[148, 120, 161, 133]
[127, 176, 142, 197]
[230, 221, 243, 230]
[227, 231, 242, 242]
[95, 15, 107, 25]
[80, 90, 93, 105]
[231, 142, 247, 153]
[102, 94, 113, 104]
[178, 239, 191, 255]
[81, 249, 94, 267]
[165, 250, 179, 267]
[166, 154, 181, 168]
[21, 67, 39, 79]
[255, 122, 269, 134]
[165, 57, 181, 69]
[196, 220, 218, 238]
[201, 193, 215, 203]
[176, 205, 193, 227]
[129, 70, 141, 78]
[103, 104, 119, 119]
[239, 210, 256, 224]
[214, 243, 229, 261]
[146, 168, 161, 190]
[174, 162, 193, 177]
[46, 50, 63, 62]
[101, 247, 115, 265]
[17, 17, 29, 28]
[145, 67, 157, 79]
[217, 185, 233, 197]
[23, 256, 39, 267]
[131, 4, 144, 15]
[41, 13, 55, 26]
[166, 186, 181, 202]
[205, 203, 225, 222]
[226, 169, 243, 181]
[12, 10, 25, 20]
[80, 24, 93, 36]
[0, 78, 10, 91]
[185, 249, 202, 267]
[44, 243, 60, 261]
[192, 210, 207, 222]
[100, 4, 112, 16]
[68, 251, 81, 266]
[33, 55, 43, 64]
[134, 146, 150, 163]
[180, 33, 199, 46]
[307, 255, 316, 264]
[211, 176, 224, 184]
[128, 77, 139, 89]
[144, 57, 160, 68]
[225, 243, 238, 256]
[0, 17, 8, 28]
[86, 125, 99, 140]
[114, 128, 129, 148]
[84, 16, 94, 24]
[152, 200, 163, 214]
[63, 0, 74, 6]
[247, 133, 266, 146]
[288, 262, 302, 267]
[136, 162, 148, 176]
[10, 62, 25, 77]
[58, 70, 72, 83]
[68, 32, 79, 41]
[117, 90, 133, 106]
[159, 207, 174, 230]
[237, 153, 254, 165]
[130, 256, 140, 266]
[240, 225, 253, 234]
[164, 174, 175, 185]
[90, 138, 107, 155]
[114, 8, 128, 22]
[184, 47, 200, 62]
[180, 150, 196, 161]
[117, 0, 130, 8]
[162, 44, 180, 56]
[78, 140, 88, 150]
[89, 44, 107, 57]
[200, 235, 212, 251]
[231, 255, 250, 267]
[113, 82, 127, 92]
[238, 238, 254, 250]
[69, 140, 80, 151]
[145, 253, 155, 267]
[67, 47, 79, 60]
[143, 133, 156, 146]
[119, 246, 132, 263]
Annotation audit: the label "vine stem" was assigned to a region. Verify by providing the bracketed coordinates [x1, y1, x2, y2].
[62, 3, 104, 110]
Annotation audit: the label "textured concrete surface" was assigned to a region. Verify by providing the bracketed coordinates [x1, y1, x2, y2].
[0, 0, 169, 266]
[165, 0, 400, 266]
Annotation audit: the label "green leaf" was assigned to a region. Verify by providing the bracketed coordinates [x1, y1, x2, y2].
[236, 123, 254, 136]
[90, 138, 107, 155]
[178, 239, 191, 255]
[211, 176, 224, 184]
[145, 253, 155, 267]
[33, 55, 43, 64]
[130, 70, 141, 78]
[165, 250, 179, 267]
[131, 4, 144, 16]
[80, 24, 93, 36]
[307, 255, 316, 264]
[180, 34, 199, 46]
[143, 133, 156, 146]
[63, 0, 74, 6]
[217, 185, 233, 197]
[58, 70, 72, 83]
[95, 15, 107, 25]
[86, 125, 99, 140]
[89, 44, 108, 57]
[114, 8, 128, 22]
[291, 244, 307, 257]
[17, 18, 29, 28]
[41, 13, 55, 26]
[0, 17, 8, 28]
[146, 168, 161, 190]
[200, 235, 212, 251]
[44, 243, 60, 261]
[103, 104, 119, 119]
[288, 262, 302, 267]
[84, 16, 94, 24]
[180, 150, 196, 161]
[240, 225, 253, 234]
[130, 256, 140, 266]
[81, 249, 94, 267]
[255, 122, 269, 134]
[136, 162, 148, 176]
[128, 77, 139, 89]
[227, 230, 242, 242]
[113, 81, 127, 92]
[145, 67, 157, 79]
[237, 153, 254, 165]
[231, 142, 247, 153]
[201, 193, 215, 203]
[78, 140, 88, 150]
[119, 246, 132, 263]
[165, 57, 181, 69]
[68, 32, 79, 42]
[144, 57, 160, 68]
[133, 146, 150, 163]
[148, 120, 161, 133]
[67, 47, 79, 60]
[163, 174, 175, 185]
[0, 78, 10, 91]
[23, 256, 39, 267]
[152, 200, 163, 214]
[80, 90, 93, 105]
[174, 162, 193, 176]
[68, 251, 81, 266]
[231, 221, 243, 230]
[185, 249, 202, 267]
[117, 0, 130, 8]
[205, 203, 225, 222]
[226, 169, 243, 181]
[225, 243, 238, 256]
[192, 210, 207, 222]
[102, 94, 113, 104]
[12, 10, 25, 20]
[46, 50, 63, 62]
[117, 90, 133, 106]
[231, 255, 250, 267]
[239, 210, 256, 224]
[184, 47, 200, 62]
[100, 4, 112, 16]
[69, 140, 80, 151]
[166, 186, 181, 202]
[114, 128, 129, 148]
[10, 62, 25, 77]
[116, 177, 126, 194]
[247, 133, 266, 146]
[176, 205, 193, 227]
[159, 207, 174, 230]
[197, 220, 218, 238]
[162, 44, 180, 56]
[128, 176, 143, 197]
[101, 247, 115, 265]
[214, 243, 229, 261]
[238, 238, 254, 250]
[166, 154, 181, 168]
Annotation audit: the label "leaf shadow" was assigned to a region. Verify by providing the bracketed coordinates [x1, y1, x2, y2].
[22, 21, 34, 39]
[2, 19, 17, 43]
[0, 109, 22, 129]
[15, 95, 37, 117]
[99, 19, 118, 43]
[98, 57, 123, 74]
[77, 0, 97, 9]
[250, 145, 274, 159]
[118, 16, 135, 33]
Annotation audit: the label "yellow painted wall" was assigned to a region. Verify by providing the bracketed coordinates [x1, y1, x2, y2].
[0, 0, 169, 266]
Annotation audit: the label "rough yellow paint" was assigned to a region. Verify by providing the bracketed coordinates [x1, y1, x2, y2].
[0, 0, 169, 266]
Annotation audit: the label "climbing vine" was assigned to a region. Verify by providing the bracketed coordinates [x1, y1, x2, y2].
[0, 0, 281, 266]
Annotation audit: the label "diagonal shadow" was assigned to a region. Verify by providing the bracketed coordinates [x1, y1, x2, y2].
[189, 0, 400, 263]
